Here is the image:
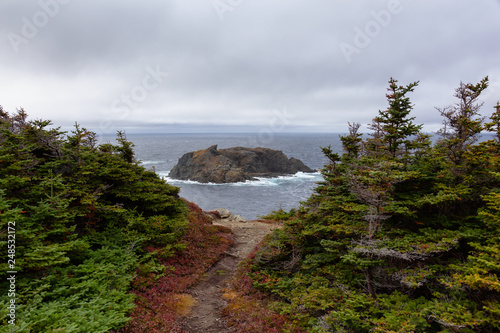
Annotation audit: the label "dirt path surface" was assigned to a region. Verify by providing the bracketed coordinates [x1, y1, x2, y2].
[181, 218, 281, 332]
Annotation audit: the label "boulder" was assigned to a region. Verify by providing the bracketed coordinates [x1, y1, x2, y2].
[213, 208, 233, 219]
[233, 214, 246, 222]
[209, 208, 246, 222]
[169, 145, 314, 183]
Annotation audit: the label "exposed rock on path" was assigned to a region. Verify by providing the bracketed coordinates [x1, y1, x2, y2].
[169, 145, 314, 183]
[181, 213, 281, 332]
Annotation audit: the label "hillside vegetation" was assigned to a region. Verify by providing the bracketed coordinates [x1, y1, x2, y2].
[237, 77, 500, 332]
[1, 76, 499, 332]
[0, 108, 232, 332]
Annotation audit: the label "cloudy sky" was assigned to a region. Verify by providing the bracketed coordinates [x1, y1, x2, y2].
[1, 0, 500, 134]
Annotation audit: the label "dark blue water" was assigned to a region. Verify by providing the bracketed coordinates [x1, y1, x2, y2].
[100, 133, 343, 219]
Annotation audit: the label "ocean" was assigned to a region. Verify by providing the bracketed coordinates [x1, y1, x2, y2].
[100, 133, 343, 220]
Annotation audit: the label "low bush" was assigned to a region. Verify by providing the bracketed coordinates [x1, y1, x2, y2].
[0, 109, 232, 332]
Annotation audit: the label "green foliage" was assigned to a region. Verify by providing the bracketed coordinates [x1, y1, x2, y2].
[259, 207, 298, 222]
[0, 243, 138, 332]
[243, 79, 500, 332]
[0, 109, 188, 331]
[372, 77, 422, 158]
[436, 77, 489, 168]
[339, 122, 363, 159]
[485, 101, 500, 142]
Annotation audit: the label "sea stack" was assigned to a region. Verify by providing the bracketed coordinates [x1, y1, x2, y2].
[169, 145, 314, 183]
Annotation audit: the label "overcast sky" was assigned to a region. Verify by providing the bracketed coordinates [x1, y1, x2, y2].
[1, 0, 500, 134]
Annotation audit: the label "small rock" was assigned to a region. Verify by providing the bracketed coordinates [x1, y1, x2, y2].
[210, 208, 246, 222]
[213, 208, 232, 219]
[233, 214, 246, 222]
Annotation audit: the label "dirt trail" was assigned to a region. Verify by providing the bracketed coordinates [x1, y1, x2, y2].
[181, 218, 281, 332]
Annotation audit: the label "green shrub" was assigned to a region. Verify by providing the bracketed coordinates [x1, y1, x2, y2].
[0, 109, 188, 332]
[244, 78, 500, 332]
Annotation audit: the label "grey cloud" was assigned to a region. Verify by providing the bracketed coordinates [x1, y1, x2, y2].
[1, 0, 500, 133]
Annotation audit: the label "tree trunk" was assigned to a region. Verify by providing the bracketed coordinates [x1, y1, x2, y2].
[365, 268, 376, 299]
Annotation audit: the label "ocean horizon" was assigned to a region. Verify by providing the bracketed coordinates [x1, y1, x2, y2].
[99, 132, 343, 219]
[100, 131, 486, 219]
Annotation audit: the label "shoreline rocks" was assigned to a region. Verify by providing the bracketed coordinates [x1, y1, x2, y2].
[169, 145, 314, 183]
[207, 208, 246, 222]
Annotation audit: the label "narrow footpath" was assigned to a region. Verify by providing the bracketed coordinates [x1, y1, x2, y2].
[181, 216, 281, 332]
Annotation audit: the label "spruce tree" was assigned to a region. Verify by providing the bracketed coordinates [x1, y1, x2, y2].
[485, 101, 500, 142]
[0, 109, 187, 331]
[339, 122, 363, 159]
[372, 78, 422, 158]
[244, 77, 500, 332]
[436, 77, 489, 166]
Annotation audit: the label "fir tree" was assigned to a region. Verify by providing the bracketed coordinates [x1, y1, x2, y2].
[243, 77, 500, 332]
[372, 78, 422, 158]
[485, 101, 500, 143]
[339, 122, 363, 159]
[0, 109, 188, 331]
[436, 77, 489, 166]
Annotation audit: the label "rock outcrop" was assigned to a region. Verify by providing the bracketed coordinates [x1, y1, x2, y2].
[207, 208, 246, 222]
[169, 145, 314, 183]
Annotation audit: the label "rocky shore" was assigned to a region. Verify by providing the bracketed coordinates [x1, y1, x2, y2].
[169, 145, 314, 183]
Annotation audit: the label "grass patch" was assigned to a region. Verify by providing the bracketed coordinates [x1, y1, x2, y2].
[172, 294, 198, 317]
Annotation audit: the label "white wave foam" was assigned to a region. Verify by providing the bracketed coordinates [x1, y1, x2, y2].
[140, 160, 165, 165]
[158, 171, 323, 187]
[276, 171, 322, 180]
[233, 178, 280, 187]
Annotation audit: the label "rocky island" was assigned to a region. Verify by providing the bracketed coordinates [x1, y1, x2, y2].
[169, 145, 314, 183]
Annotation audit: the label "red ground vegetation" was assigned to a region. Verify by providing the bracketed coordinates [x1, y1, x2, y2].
[116, 200, 233, 332]
[221, 244, 306, 333]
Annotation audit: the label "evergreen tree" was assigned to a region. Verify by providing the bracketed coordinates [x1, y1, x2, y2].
[372, 78, 422, 158]
[339, 122, 363, 159]
[243, 77, 500, 332]
[0, 109, 188, 331]
[485, 101, 500, 142]
[436, 77, 489, 166]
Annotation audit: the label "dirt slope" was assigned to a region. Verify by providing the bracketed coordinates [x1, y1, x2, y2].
[181, 218, 281, 332]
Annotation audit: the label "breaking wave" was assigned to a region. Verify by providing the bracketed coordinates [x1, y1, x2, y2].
[159, 171, 323, 187]
[140, 160, 165, 165]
